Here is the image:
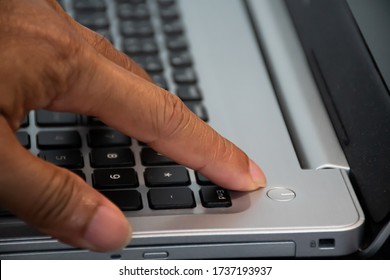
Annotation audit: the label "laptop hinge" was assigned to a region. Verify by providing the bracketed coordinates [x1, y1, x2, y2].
[245, 0, 349, 171]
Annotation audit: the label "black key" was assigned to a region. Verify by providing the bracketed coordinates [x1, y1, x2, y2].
[170, 51, 192, 67]
[148, 187, 196, 210]
[74, 0, 106, 12]
[123, 39, 143, 55]
[117, 3, 150, 20]
[37, 131, 81, 149]
[36, 110, 77, 126]
[166, 36, 188, 51]
[177, 85, 202, 101]
[90, 147, 135, 167]
[120, 21, 138, 37]
[199, 186, 232, 208]
[93, 168, 139, 189]
[185, 102, 209, 122]
[159, 6, 179, 21]
[123, 38, 158, 55]
[173, 68, 197, 84]
[141, 148, 176, 166]
[195, 172, 214, 186]
[163, 21, 183, 36]
[120, 21, 154, 38]
[148, 188, 195, 209]
[16, 132, 30, 149]
[101, 190, 142, 211]
[158, 0, 176, 7]
[139, 39, 159, 54]
[133, 55, 163, 72]
[88, 129, 131, 147]
[144, 166, 190, 187]
[39, 150, 84, 168]
[76, 13, 110, 30]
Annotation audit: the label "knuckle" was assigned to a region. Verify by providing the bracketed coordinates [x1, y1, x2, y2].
[89, 31, 138, 74]
[155, 92, 193, 139]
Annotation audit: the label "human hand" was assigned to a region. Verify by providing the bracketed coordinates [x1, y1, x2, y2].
[0, 0, 266, 252]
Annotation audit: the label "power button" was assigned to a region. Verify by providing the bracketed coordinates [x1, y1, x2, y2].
[267, 188, 296, 202]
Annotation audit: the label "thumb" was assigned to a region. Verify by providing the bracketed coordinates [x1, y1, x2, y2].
[0, 117, 130, 252]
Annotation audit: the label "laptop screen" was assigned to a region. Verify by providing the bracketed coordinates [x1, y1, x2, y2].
[347, 0, 390, 93]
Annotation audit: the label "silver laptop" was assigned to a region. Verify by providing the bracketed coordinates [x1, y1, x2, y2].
[1, 0, 389, 259]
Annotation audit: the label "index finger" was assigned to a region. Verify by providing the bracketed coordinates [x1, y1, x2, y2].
[50, 46, 266, 191]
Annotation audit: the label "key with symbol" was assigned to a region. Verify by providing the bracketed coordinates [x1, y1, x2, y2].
[199, 186, 232, 208]
[148, 187, 195, 209]
[144, 166, 190, 187]
[39, 150, 83, 168]
[90, 148, 135, 167]
[92, 168, 139, 189]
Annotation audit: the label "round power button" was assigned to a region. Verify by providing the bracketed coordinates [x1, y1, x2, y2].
[267, 188, 296, 202]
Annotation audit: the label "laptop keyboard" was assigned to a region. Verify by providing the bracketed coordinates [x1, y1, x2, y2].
[0, 0, 237, 218]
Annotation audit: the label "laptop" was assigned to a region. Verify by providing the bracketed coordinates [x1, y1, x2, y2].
[0, 0, 389, 259]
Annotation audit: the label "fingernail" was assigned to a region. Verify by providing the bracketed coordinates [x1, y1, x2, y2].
[249, 159, 267, 188]
[83, 205, 131, 252]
